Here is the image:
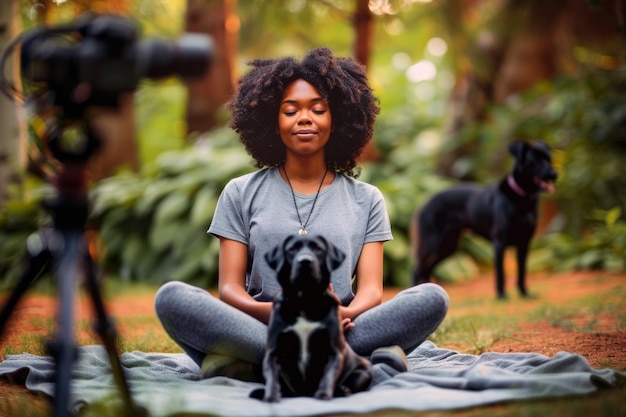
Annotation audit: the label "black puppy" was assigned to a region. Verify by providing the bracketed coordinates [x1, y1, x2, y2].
[260, 235, 372, 402]
[412, 141, 557, 298]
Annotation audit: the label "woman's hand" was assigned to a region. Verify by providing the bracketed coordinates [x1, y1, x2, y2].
[328, 284, 356, 331]
[329, 242, 385, 330]
[341, 317, 355, 331]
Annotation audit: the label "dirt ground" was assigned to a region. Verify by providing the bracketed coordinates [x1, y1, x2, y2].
[1, 270, 625, 370]
[440, 270, 626, 370]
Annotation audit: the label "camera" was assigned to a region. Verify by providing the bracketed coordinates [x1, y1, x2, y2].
[16, 13, 214, 113]
[0, 12, 214, 162]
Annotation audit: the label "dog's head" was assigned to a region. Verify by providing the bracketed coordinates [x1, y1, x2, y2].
[265, 235, 346, 294]
[509, 141, 558, 194]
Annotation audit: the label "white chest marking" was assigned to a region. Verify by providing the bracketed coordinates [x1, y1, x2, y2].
[285, 315, 323, 376]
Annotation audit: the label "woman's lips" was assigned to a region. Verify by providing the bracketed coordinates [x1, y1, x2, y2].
[294, 130, 317, 139]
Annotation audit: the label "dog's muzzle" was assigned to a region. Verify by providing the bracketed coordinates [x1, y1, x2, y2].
[292, 252, 321, 284]
[534, 169, 557, 193]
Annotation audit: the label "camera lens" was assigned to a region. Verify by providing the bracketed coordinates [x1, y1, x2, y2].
[138, 33, 214, 79]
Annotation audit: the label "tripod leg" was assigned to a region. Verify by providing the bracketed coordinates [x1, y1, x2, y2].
[0, 230, 52, 335]
[49, 230, 81, 417]
[84, 243, 147, 417]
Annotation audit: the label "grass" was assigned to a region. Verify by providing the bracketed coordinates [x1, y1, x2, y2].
[0, 272, 625, 417]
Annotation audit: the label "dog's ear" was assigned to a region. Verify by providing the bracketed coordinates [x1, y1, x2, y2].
[319, 236, 346, 271]
[266, 235, 297, 271]
[508, 141, 527, 160]
[265, 245, 283, 271]
[265, 242, 285, 271]
[534, 141, 552, 158]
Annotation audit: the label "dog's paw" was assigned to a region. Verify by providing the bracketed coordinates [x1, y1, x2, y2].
[263, 393, 281, 403]
[520, 292, 539, 300]
[256, 386, 281, 402]
[340, 369, 372, 395]
[249, 387, 277, 402]
[314, 390, 333, 400]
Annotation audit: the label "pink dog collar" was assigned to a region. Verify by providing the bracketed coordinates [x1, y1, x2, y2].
[507, 175, 527, 197]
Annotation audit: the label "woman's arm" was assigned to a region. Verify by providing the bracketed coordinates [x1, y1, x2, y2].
[339, 241, 384, 323]
[217, 237, 273, 324]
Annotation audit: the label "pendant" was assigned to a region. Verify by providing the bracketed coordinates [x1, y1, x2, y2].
[298, 228, 308, 236]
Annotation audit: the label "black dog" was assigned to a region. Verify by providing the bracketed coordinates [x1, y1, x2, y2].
[259, 235, 372, 402]
[412, 141, 557, 298]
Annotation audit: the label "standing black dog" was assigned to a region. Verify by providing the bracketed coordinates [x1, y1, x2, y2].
[412, 141, 558, 298]
[260, 235, 372, 402]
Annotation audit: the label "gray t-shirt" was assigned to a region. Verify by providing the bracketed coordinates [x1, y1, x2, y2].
[207, 166, 392, 305]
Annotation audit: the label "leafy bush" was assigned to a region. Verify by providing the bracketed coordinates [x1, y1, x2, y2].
[0, 180, 51, 290]
[90, 128, 253, 288]
[531, 207, 626, 272]
[519, 68, 626, 238]
[0, 199, 41, 289]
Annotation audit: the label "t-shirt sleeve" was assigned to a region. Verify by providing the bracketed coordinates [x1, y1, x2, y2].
[207, 180, 248, 245]
[364, 186, 393, 243]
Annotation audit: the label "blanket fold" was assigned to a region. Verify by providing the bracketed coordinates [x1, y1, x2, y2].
[0, 341, 621, 417]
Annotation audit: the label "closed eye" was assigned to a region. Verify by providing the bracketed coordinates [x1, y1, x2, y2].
[283, 109, 327, 117]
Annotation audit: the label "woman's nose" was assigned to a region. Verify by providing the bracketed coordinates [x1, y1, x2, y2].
[297, 111, 312, 124]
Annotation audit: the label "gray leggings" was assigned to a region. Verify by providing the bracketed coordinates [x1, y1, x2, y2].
[154, 281, 449, 367]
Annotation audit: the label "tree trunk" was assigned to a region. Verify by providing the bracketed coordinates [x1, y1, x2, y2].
[81, 1, 139, 180]
[0, 0, 27, 207]
[185, 0, 237, 136]
[87, 94, 139, 180]
[353, 0, 380, 162]
[353, 0, 373, 68]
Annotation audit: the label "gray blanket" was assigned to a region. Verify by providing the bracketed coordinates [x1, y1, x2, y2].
[0, 341, 621, 416]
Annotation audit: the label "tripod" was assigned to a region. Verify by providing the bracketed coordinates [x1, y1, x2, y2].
[0, 120, 147, 417]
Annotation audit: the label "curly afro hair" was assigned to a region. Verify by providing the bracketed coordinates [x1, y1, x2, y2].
[226, 47, 380, 178]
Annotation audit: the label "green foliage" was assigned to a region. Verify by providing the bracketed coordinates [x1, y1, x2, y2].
[134, 79, 188, 163]
[541, 70, 625, 235]
[544, 69, 626, 237]
[0, 180, 51, 290]
[532, 207, 626, 272]
[90, 127, 253, 287]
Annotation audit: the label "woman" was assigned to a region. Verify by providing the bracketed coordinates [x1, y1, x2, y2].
[155, 48, 449, 380]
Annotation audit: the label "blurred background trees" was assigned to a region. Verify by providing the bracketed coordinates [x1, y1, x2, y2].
[1, 0, 625, 289]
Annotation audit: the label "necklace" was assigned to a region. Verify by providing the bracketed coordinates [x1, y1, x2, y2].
[282, 165, 328, 236]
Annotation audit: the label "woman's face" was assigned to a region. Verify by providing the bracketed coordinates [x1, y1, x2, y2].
[278, 79, 332, 159]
